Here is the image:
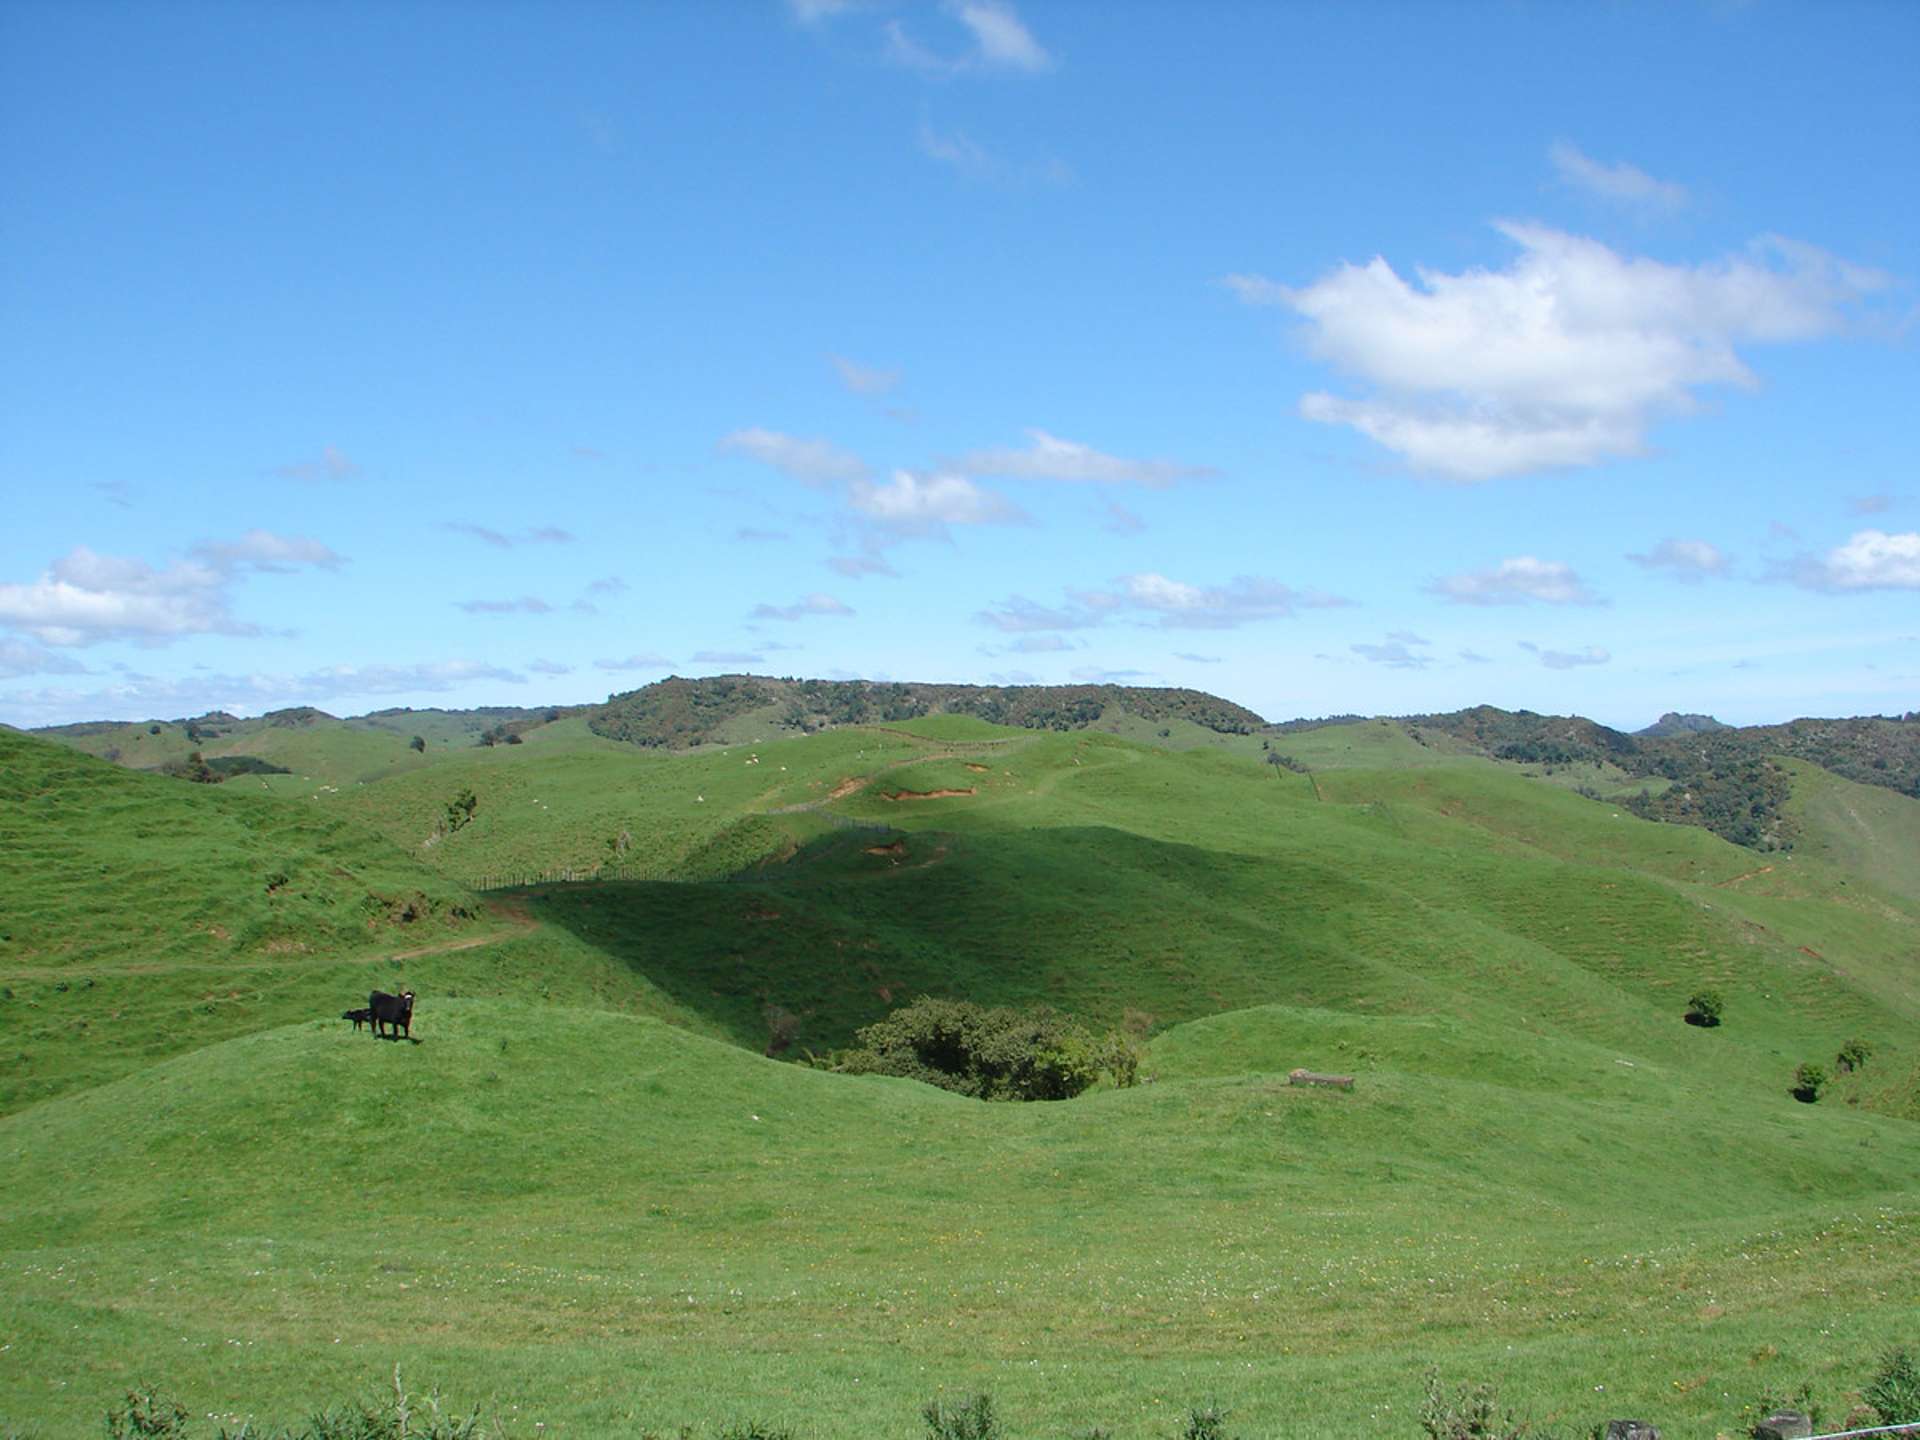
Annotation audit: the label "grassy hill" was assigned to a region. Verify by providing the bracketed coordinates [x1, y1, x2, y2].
[2, 706, 1917, 1435]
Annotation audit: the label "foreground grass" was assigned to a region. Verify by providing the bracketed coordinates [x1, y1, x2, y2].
[2, 1003, 1916, 1436]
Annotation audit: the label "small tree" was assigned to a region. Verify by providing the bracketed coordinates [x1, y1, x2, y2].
[1685, 989, 1725, 1028]
[1792, 1061, 1827, 1103]
[409, 734, 427, 753]
[1836, 1037, 1872, 1073]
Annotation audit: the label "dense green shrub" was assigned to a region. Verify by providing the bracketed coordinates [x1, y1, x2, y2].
[1865, 1347, 1920, 1424]
[1179, 1403, 1236, 1440]
[1792, 1062, 1828, 1103]
[832, 997, 1103, 1100]
[1836, 1037, 1873, 1073]
[1685, 990, 1725, 1028]
[106, 1386, 190, 1438]
[922, 1392, 998, 1440]
[1416, 1370, 1530, 1440]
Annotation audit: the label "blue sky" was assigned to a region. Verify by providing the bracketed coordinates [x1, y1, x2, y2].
[2, 0, 1915, 730]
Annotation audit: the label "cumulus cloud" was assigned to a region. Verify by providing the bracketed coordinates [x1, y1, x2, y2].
[830, 355, 900, 395]
[444, 523, 575, 549]
[1549, 142, 1687, 210]
[850, 469, 1023, 536]
[720, 427, 870, 487]
[1777, 530, 1920, 591]
[271, 446, 360, 482]
[1627, 538, 1731, 581]
[1429, 556, 1598, 606]
[1232, 222, 1887, 480]
[456, 596, 555, 615]
[1519, 641, 1611, 669]
[0, 535, 342, 647]
[1080, 573, 1348, 630]
[957, 429, 1213, 488]
[1352, 635, 1433, 669]
[750, 593, 854, 621]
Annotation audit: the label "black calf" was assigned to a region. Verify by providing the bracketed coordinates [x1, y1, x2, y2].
[342, 1007, 373, 1031]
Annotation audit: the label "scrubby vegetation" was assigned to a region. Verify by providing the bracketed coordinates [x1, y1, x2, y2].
[823, 996, 1114, 1100]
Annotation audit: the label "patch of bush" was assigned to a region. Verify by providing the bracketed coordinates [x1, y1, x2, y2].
[1791, 1061, 1827, 1103]
[1685, 989, 1724, 1028]
[923, 1392, 998, 1440]
[1179, 1403, 1236, 1440]
[1836, 1037, 1873, 1074]
[1416, 1369, 1535, 1440]
[1864, 1347, 1920, 1425]
[830, 997, 1105, 1100]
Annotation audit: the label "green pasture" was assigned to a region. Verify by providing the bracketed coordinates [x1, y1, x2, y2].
[1, 718, 1917, 1435]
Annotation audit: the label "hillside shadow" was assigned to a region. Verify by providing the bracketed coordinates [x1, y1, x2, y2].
[522, 822, 1381, 1059]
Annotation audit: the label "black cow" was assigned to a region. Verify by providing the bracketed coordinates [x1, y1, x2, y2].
[342, 1006, 373, 1031]
[369, 989, 415, 1039]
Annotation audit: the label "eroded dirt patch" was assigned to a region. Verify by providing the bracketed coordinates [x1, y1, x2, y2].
[865, 840, 909, 857]
[827, 776, 869, 801]
[882, 787, 975, 801]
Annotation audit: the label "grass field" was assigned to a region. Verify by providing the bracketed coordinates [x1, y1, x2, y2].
[1, 716, 1916, 1436]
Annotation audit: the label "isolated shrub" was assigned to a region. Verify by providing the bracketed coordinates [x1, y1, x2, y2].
[1836, 1037, 1873, 1074]
[1179, 1403, 1235, 1440]
[1417, 1369, 1528, 1440]
[1792, 1062, 1828, 1103]
[409, 735, 426, 753]
[718, 1423, 792, 1440]
[1685, 989, 1725, 1028]
[839, 998, 1100, 1101]
[923, 1392, 998, 1440]
[1101, 1029, 1143, 1088]
[1739, 1379, 1824, 1435]
[1865, 1347, 1920, 1424]
[443, 789, 478, 834]
[106, 1386, 190, 1438]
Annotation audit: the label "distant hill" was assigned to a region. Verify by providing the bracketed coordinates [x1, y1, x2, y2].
[585, 674, 1267, 749]
[1638, 711, 1729, 737]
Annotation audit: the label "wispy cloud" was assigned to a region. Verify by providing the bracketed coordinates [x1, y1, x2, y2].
[1429, 557, 1599, 606]
[750, 593, 855, 622]
[271, 446, 360, 483]
[957, 429, 1213, 487]
[830, 354, 900, 395]
[1102, 502, 1146, 535]
[0, 638, 88, 679]
[720, 427, 870, 486]
[456, 596, 554, 615]
[1232, 223, 1887, 480]
[1519, 641, 1611, 669]
[1548, 141, 1687, 210]
[851, 469, 1024, 538]
[976, 596, 1101, 634]
[93, 481, 134, 510]
[594, 653, 672, 672]
[1352, 635, 1433, 669]
[828, 553, 898, 579]
[1627, 538, 1731, 581]
[443, 522, 575, 549]
[1174, 652, 1222, 665]
[0, 534, 342, 647]
[527, 658, 573, 676]
[1775, 530, 1920, 592]
[1852, 494, 1896, 514]
[585, 576, 628, 596]
[692, 649, 766, 665]
[886, 0, 1051, 73]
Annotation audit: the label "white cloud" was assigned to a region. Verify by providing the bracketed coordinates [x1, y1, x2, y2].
[720, 427, 870, 487]
[1627, 538, 1731, 581]
[917, 118, 997, 178]
[886, 1, 1050, 73]
[1780, 530, 1920, 591]
[0, 638, 88, 679]
[958, 429, 1213, 488]
[830, 354, 900, 395]
[692, 650, 765, 665]
[1429, 556, 1598, 606]
[1081, 572, 1348, 630]
[0, 535, 340, 647]
[1519, 642, 1611, 670]
[527, 658, 573, 676]
[976, 596, 1099, 633]
[1175, 652, 1222, 664]
[851, 469, 1022, 536]
[948, 0, 1050, 70]
[1236, 223, 1887, 480]
[751, 593, 855, 621]
[1549, 142, 1687, 210]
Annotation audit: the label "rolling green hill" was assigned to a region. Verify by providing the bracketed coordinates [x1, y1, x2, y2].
[2, 699, 1917, 1436]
